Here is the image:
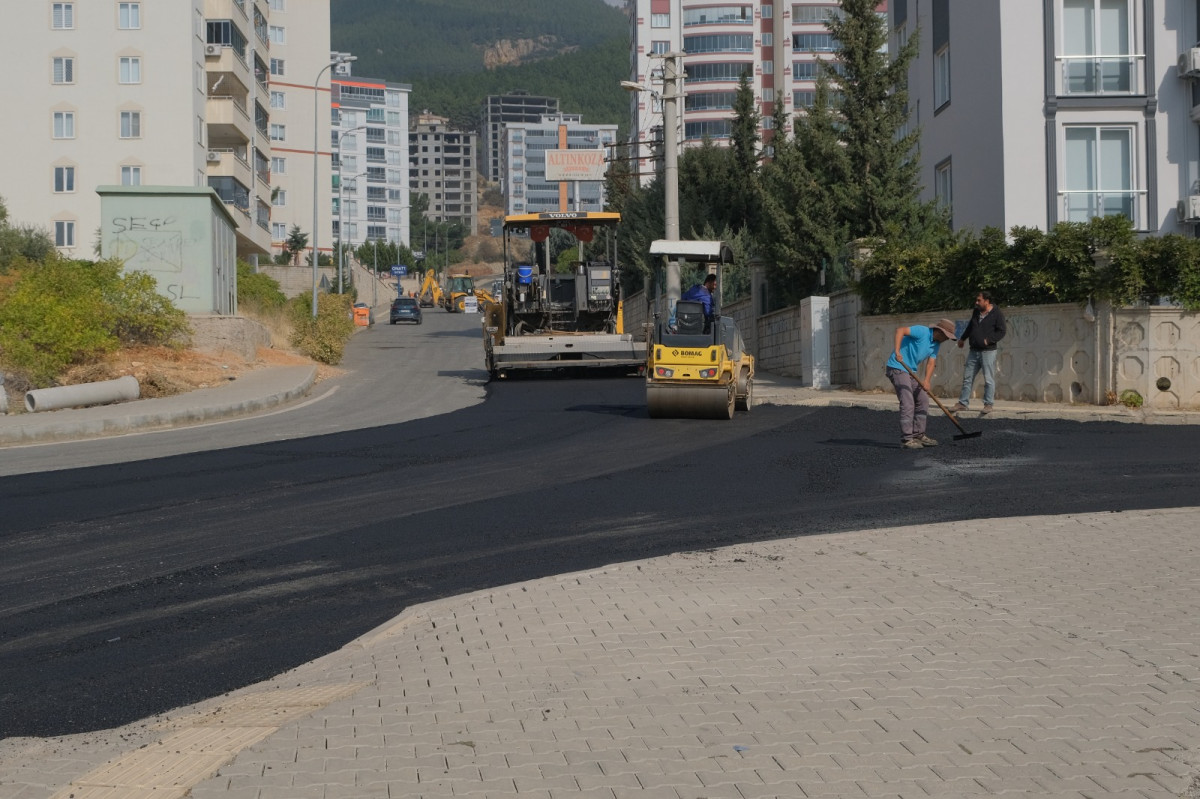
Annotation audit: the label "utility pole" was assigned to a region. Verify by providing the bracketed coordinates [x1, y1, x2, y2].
[662, 52, 683, 320]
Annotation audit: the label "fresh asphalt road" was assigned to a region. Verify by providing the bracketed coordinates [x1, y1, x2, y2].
[2, 310, 1200, 738]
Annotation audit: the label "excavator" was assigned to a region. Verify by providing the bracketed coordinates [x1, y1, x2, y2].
[415, 269, 444, 308]
[443, 273, 476, 312]
[644, 240, 754, 419]
[483, 211, 645, 378]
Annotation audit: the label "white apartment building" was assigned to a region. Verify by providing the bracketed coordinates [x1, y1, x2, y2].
[332, 74, 412, 249]
[0, 0, 328, 262]
[409, 113, 478, 234]
[627, 2, 885, 182]
[895, 0, 1199, 236]
[501, 114, 617, 216]
[263, 0, 336, 261]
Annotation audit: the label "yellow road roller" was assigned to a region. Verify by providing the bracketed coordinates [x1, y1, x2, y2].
[645, 240, 754, 419]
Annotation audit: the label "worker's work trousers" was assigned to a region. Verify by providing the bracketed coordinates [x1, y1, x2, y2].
[886, 367, 928, 442]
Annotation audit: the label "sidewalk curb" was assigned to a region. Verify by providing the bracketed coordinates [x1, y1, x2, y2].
[0, 365, 317, 446]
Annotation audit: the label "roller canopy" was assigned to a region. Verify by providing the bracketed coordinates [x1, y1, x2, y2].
[649, 240, 734, 264]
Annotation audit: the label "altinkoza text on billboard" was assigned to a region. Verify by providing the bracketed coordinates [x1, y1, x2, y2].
[545, 149, 606, 182]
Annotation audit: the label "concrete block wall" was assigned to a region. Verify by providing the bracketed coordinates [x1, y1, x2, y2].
[1113, 307, 1200, 408]
[258, 265, 336, 298]
[830, 291, 860, 386]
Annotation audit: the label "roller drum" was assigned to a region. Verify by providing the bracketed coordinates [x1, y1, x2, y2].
[646, 381, 735, 419]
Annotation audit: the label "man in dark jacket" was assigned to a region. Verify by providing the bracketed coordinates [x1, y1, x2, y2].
[954, 291, 1006, 414]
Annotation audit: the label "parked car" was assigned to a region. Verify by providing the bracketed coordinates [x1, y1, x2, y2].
[390, 296, 422, 325]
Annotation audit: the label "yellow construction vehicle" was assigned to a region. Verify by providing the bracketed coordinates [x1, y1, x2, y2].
[483, 211, 644, 378]
[443, 273, 476, 312]
[644, 240, 754, 419]
[415, 269, 444, 308]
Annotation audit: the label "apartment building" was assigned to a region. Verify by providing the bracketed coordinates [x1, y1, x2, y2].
[895, 0, 1198, 236]
[626, 2, 885, 182]
[0, 0, 328, 262]
[481, 92, 560, 184]
[409, 113, 478, 234]
[331, 73, 412, 249]
[263, 1, 336, 260]
[501, 114, 617, 216]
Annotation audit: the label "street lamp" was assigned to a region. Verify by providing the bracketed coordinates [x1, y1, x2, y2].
[338, 171, 368, 295]
[311, 54, 357, 317]
[334, 125, 368, 294]
[622, 51, 684, 319]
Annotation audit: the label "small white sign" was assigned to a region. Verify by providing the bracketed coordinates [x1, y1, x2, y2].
[545, 149, 606, 182]
[463, 296, 479, 314]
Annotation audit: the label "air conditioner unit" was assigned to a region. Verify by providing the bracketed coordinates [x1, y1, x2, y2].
[1178, 47, 1200, 77]
[1177, 195, 1200, 222]
[206, 151, 221, 163]
[204, 43, 220, 56]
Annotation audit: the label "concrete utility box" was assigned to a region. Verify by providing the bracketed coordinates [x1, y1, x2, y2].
[98, 186, 238, 315]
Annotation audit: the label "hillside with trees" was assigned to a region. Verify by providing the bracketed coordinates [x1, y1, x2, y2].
[331, 0, 629, 132]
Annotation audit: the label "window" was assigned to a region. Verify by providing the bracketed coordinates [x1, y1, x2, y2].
[792, 5, 845, 24]
[118, 3, 141, 29]
[651, 40, 670, 55]
[763, 87, 775, 101]
[272, 222, 287, 239]
[652, 13, 670, 27]
[120, 110, 141, 138]
[121, 165, 141, 186]
[270, 123, 286, 141]
[792, 33, 836, 52]
[762, 4, 773, 18]
[273, 189, 286, 207]
[53, 111, 75, 138]
[54, 166, 76, 193]
[683, 6, 752, 26]
[271, 156, 286, 174]
[52, 3, 74, 29]
[270, 58, 285, 76]
[269, 0, 285, 9]
[119, 56, 141, 84]
[685, 34, 754, 54]
[762, 32, 773, 47]
[934, 158, 952, 221]
[687, 61, 754, 82]
[386, 110, 401, 126]
[55, 221, 76, 247]
[53, 56, 74, 84]
[1062, 0, 1133, 94]
[1063, 125, 1135, 223]
[269, 25, 285, 44]
[270, 90, 286, 109]
[934, 46, 951, 109]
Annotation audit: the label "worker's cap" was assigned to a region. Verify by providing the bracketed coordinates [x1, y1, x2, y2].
[932, 319, 957, 340]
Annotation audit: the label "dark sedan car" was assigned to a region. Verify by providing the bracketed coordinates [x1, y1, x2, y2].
[390, 297, 422, 325]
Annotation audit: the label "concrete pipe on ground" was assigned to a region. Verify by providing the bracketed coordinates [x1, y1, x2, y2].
[25, 375, 140, 413]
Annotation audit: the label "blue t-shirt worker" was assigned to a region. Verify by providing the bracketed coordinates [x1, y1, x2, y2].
[885, 319, 957, 449]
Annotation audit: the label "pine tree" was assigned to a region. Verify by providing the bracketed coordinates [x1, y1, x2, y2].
[824, 0, 927, 239]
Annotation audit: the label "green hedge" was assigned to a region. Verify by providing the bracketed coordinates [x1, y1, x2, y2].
[287, 292, 355, 364]
[857, 216, 1200, 315]
[0, 257, 189, 387]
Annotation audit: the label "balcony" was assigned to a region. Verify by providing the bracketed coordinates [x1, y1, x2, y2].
[1059, 55, 1142, 96]
[206, 148, 253, 189]
[206, 95, 252, 145]
[1059, 189, 1143, 227]
[203, 45, 251, 98]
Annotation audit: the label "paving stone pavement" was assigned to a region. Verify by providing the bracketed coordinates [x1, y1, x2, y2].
[7, 507, 1198, 799]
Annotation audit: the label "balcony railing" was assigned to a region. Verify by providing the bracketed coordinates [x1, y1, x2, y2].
[1060, 189, 1144, 227]
[1059, 55, 1142, 95]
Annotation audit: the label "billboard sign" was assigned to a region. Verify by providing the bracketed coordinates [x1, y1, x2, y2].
[545, 149, 606, 182]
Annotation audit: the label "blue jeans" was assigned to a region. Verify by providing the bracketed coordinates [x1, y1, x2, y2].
[958, 349, 997, 407]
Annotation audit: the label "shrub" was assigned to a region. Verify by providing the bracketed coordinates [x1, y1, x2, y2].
[237, 259, 287, 312]
[0, 257, 187, 387]
[1119, 389, 1144, 409]
[287, 292, 354, 364]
